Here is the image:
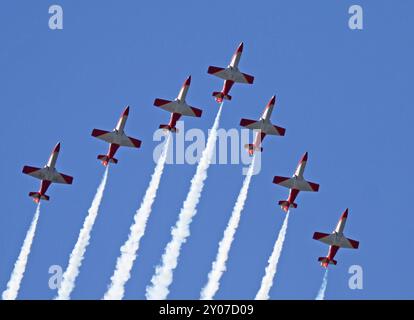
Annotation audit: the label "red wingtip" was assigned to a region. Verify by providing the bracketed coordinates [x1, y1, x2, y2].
[53, 142, 61, 153]
[123, 106, 130, 116]
[184, 76, 191, 86]
[236, 42, 244, 53]
[300, 152, 308, 163]
[341, 208, 349, 220]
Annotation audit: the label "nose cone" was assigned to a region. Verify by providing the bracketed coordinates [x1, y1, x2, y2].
[340, 208, 349, 220]
[269, 95, 276, 106]
[184, 76, 191, 86]
[300, 152, 308, 163]
[236, 42, 244, 53]
[123, 106, 130, 117]
[53, 142, 61, 153]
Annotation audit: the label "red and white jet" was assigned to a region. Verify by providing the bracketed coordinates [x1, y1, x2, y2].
[207, 42, 254, 103]
[22, 143, 73, 203]
[240, 96, 286, 155]
[273, 152, 319, 212]
[313, 209, 359, 268]
[153, 76, 202, 132]
[91, 106, 142, 166]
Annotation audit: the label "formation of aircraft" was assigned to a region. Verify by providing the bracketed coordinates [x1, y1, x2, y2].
[153, 76, 202, 132]
[313, 209, 359, 268]
[208, 42, 254, 103]
[20, 42, 359, 269]
[273, 152, 320, 212]
[239, 95, 286, 155]
[22, 143, 73, 203]
[91, 106, 142, 166]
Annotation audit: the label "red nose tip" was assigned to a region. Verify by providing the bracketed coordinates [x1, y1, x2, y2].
[236, 42, 244, 53]
[53, 143, 61, 153]
[340, 208, 349, 220]
[123, 106, 130, 116]
[300, 152, 308, 163]
[184, 76, 191, 86]
[269, 95, 276, 106]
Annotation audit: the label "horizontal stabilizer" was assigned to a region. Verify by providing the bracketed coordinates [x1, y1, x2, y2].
[29, 192, 50, 202]
[278, 200, 297, 209]
[212, 92, 232, 102]
[244, 144, 263, 152]
[97, 155, 118, 164]
[159, 124, 178, 133]
[318, 257, 337, 265]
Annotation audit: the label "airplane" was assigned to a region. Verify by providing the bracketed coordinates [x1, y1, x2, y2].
[273, 152, 319, 212]
[91, 106, 142, 166]
[22, 143, 73, 203]
[207, 42, 254, 103]
[313, 209, 359, 268]
[239, 95, 286, 156]
[153, 76, 202, 132]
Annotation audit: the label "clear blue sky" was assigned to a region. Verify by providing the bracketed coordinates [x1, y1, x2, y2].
[0, 0, 413, 299]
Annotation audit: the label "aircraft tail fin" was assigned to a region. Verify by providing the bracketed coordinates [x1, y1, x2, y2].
[97, 155, 118, 166]
[318, 257, 337, 268]
[212, 91, 231, 103]
[244, 144, 263, 156]
[159, 124, 178, 133]
[278, 200, 297, 212]
[29, 192, 50, 203]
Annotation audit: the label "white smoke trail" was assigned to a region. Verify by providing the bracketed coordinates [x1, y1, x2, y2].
[315, 269, 329, 300]
[146, 104, 224, 300]
[255, 211, 290, 300]
[103, 135, 171, 300]
[2, 204, 41, 300]
[55, 167, 109, 300]
[200, 155, 256, 300]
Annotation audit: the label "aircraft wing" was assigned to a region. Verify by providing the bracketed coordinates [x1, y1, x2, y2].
[154, 99, 202, 118]
[338, 237, 359, 249]
[207, 66, 227, 79]
[273, 176, 319, 192]
[240, 119, 286, 136]
[49, 171, 74, 184]
[22, 166, 73, 184]
[22, 166, 46, 180]
[91, 129, 113, 142]
[207, 66, 254, 84]
[313, 232, 335, 246]
[91, 129, 141, 148]
[313, 232, 359, 249]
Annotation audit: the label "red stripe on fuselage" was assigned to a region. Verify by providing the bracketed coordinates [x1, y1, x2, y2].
[39, 180, 52, 195]
[169, 113, 182, 128]
[287, 188, 300, 204]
